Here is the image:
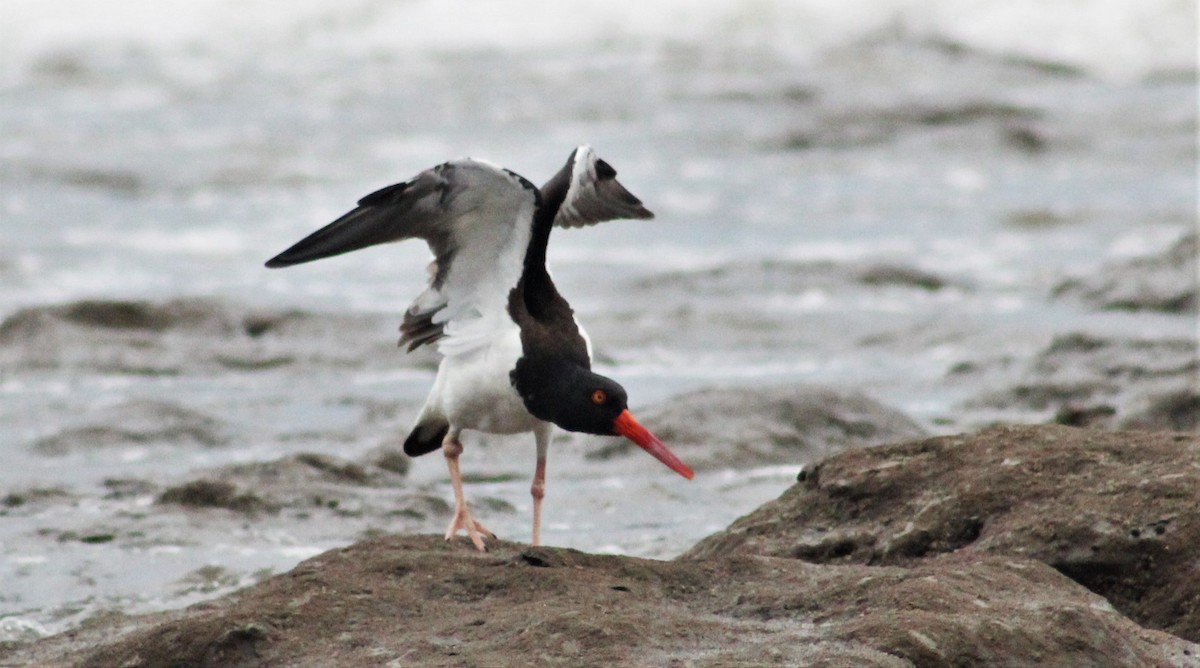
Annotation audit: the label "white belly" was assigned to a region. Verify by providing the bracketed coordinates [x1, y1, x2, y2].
[430, 326, 543, 435]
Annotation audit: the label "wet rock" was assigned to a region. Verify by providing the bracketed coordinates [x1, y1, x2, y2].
[101, 478, 158, 500]
[9, 536, 1191, 667]
[1004, 208, 1081, 229]
[158, 480, 274, 515]
[778, 100, 1041, 150]
[175, 565, 248, 597]
[290, 453, 372, 485]
[7, 426, 1200, 666]
[67, 532, 117, 545]
[365, 445, 412, 476]
[0, 297, 408, 374]
[986, 381, 1118, 412]
[0, 298, 234, 337]
[634, 259, 842, 295]
[1034, 333, 1194, 378]
[1053, 402, 1118, 428]
[857, 264, 948, 291]
[1120, 389, 1200, 432]
[35, 166, 144, 196]
[966, 333, 1197, 425]
[590, 259, 967, 360]
[639, 258, 959, 296]
[218, 453, 400, 491]
[1002, 124, 1048, 153]
[30, 400, 230, 456]
[685, 425, 1200, 642]
[582, 385, 926, 471]
[1054, 232, 1198, 313]
[0, 487, 73, 512]
[157, 452, 435, 524]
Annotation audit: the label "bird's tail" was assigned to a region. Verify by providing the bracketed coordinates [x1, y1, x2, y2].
[403, 419, 449, 457]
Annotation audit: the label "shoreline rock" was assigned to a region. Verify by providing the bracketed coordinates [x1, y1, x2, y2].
[578, 384, 927, 471]
[1053, 232, 1198, 314]
[0, 297, 431, 375]
[6, 536, 1194, 668]
[5, 425, 1199, 666]
[958, 332, 1198, 429]
[686, 425, 1200, 643]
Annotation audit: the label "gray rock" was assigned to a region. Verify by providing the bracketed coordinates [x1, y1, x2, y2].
[158, 479, 276, 514]
[776, 100, 1042, 151]
[30, 400, 231, 455]
[965, 333, 1197, 426]
[1054, 232, 1198, 313]
[7, 536, 1191, 668]
[635, 258, 962, 296]
[0, 297, 421, 375]
[6, 426, 1199, 667]
[685, 425, 1200, 643]
[1120, 389, 1200, 432]
[580, 384, 927, 471]
[159, 452, 434, 521]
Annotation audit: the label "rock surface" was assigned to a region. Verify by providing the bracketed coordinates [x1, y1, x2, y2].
[686, 425, 1200, 643]
[637, 259, 965, 295]
[30, 400, 232, 456]
[959, 333, 1198, 428]
[6, 425, 1200, 667]
[578, 384, 928, 471]
[8, 537, 1194, 668]
[0, 298, 430, 374]
[1054, 232, 1198, 313]
[1120, 389, 1200, 432]
[155, 451, 447, 524]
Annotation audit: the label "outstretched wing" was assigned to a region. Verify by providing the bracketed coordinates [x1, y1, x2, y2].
[552, 145, 655, 228]
[265, 158, 540, 354]
[266, 146, 655, 355]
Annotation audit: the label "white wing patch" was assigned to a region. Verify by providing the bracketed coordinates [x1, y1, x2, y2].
[378, 148, 647, 357]
[429, 161, 537, 358]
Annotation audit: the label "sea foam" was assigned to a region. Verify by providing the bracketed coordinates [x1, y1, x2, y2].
[2, 0, 1193, 84]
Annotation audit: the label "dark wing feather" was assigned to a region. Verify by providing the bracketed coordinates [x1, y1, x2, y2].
[266, 149, 649, 355]
[399, 263, 447, 350]
[265, 167, 453, 268]
[266, 158, 539, 356]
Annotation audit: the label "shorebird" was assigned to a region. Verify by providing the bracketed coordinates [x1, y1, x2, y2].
[266, 146, 694, 550]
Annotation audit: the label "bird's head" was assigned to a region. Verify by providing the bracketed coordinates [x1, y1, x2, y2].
[512, 362, 693, 480]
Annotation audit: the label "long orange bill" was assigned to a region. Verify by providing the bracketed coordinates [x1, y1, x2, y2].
[613, 409, 695, 480]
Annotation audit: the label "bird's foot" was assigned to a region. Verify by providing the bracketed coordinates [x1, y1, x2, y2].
[444, 506, 494, 552]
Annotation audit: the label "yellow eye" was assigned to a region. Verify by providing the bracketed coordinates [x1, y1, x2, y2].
[591, 389, 607, 405]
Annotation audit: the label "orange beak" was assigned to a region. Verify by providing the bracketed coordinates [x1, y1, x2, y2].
[613, 409, 695, 480]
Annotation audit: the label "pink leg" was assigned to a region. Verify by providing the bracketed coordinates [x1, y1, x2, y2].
[530, 425, 552, 546]
[442, 433, 492, 551]
[530, 456, 546, 546]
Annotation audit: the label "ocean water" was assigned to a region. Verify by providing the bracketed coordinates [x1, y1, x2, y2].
[0, 0, 1196, 641]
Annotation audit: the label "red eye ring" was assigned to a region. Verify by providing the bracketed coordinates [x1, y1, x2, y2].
[591, 389, 607, 405]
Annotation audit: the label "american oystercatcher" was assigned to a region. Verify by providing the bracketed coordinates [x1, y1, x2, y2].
[266, 146, 694, 550]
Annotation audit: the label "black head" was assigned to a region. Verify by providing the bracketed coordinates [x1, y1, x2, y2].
[511, 362, 621, 432]
[511, 361, 693, 479]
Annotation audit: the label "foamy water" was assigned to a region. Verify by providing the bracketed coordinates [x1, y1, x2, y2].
[3, 0, 1194, 82]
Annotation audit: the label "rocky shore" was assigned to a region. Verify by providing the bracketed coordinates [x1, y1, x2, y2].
[4, 425, 1198, 667]
[0, 227, 1193, 666]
